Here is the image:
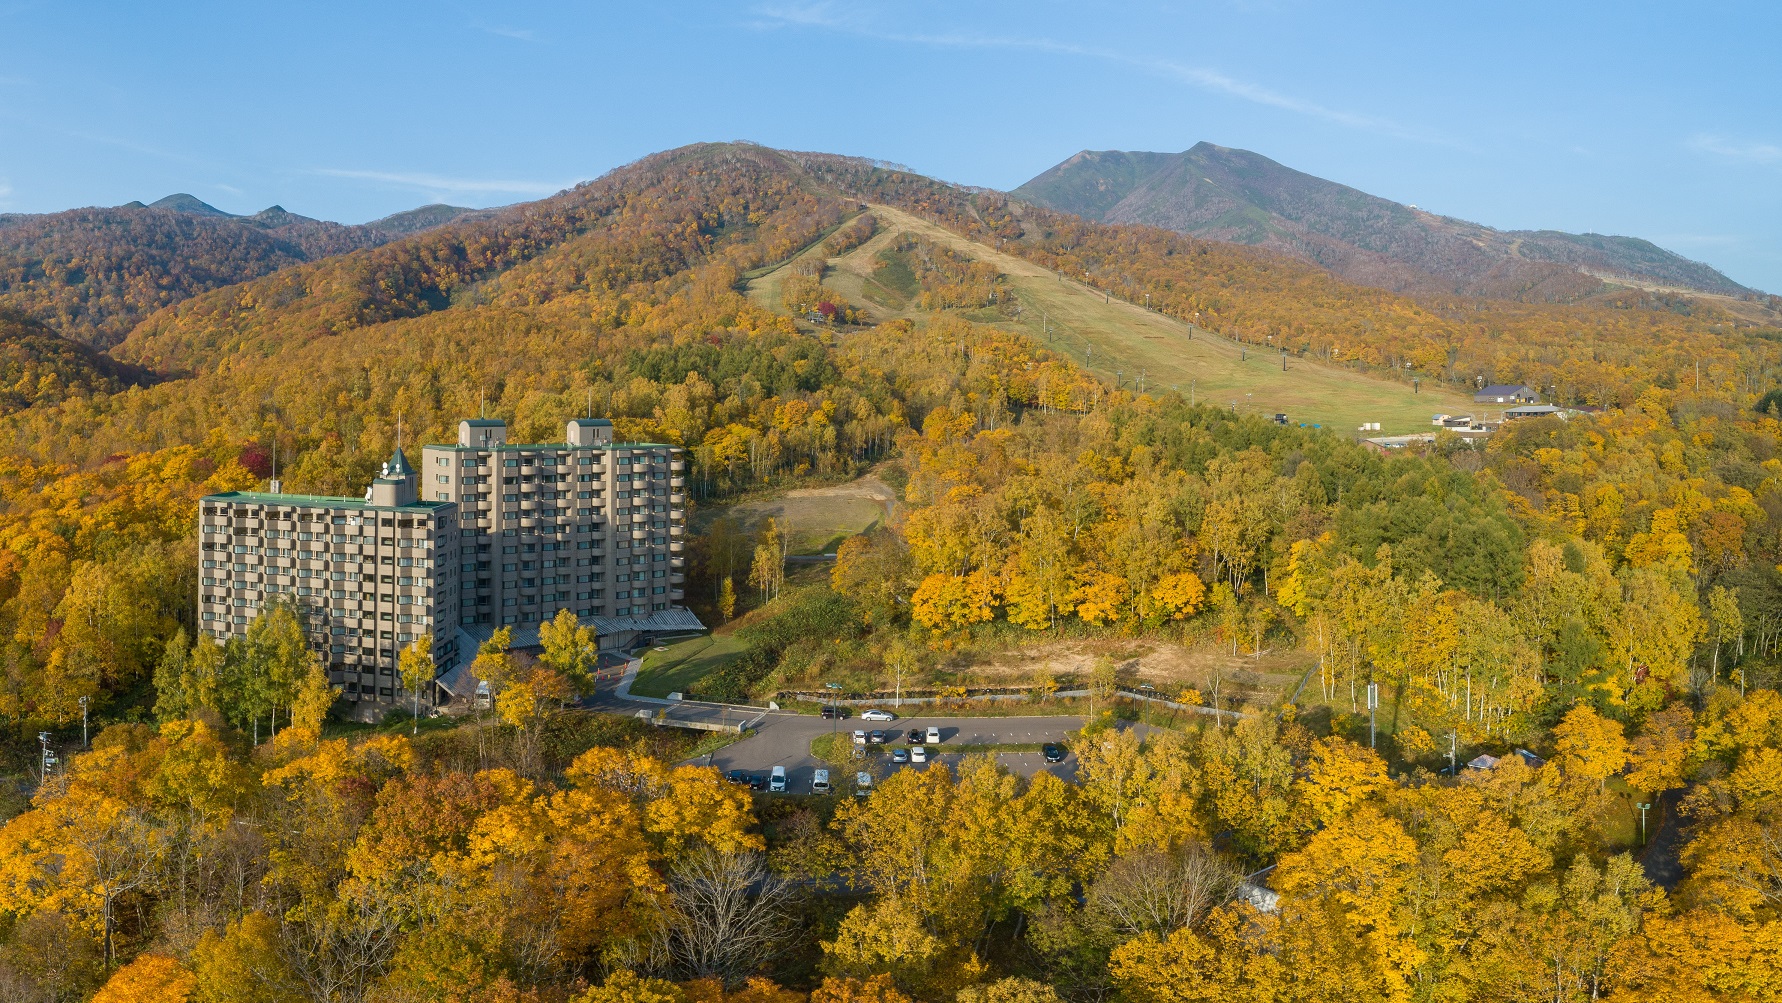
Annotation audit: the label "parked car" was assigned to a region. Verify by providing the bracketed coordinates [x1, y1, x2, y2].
[926, 726, 942, 744]
[748, 774, 767, 790]
[911, 746, 928, 763]
[853, 729, 867, 745]
[860, 709, 896, 722]
[868, 729, 887, 744]
[892, 748, 909, 764]
[821, 706, 835, 719]
[724, 769, 750, 785]
[1042, 743, 1067, 764]
[769, 766, 787, 793]
[855, 772, 873, 797]
[812, 769, 831, 794]
[907, 728, 925, 744]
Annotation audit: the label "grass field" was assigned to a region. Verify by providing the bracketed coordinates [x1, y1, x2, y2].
[631, 633, 750, 698]
[724, 476, 897, 555]
[750, 204, 1474, 436]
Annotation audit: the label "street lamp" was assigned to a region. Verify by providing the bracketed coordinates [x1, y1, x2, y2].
[79, 695, 88, 748]
[1637, 802, 1653, 844]
[1367, 682, 1379, 749]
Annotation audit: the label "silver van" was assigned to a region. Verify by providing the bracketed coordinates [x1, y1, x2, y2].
[812, 769, 831, 794]
[769, 766, 787, 793]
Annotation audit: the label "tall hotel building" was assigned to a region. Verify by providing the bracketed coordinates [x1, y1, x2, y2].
[198, 418, 695, 710]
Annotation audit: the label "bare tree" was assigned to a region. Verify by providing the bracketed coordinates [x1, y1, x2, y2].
[659, 848, 794, 983]
[278, 892, 404, 1003]
[1085, 841, 1239, 937]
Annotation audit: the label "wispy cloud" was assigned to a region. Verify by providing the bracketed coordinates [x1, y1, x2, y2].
[1690, 133, 1782, 165]
[214, 183, 243, 196]
[312, 169, 571, 196]
[478, 24, 536, 41]
[753, 3, 1445, 144]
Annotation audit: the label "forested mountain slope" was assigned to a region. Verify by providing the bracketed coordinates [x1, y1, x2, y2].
[0, 197, 509, 348]
[3, 142, 1782, 1002]
[1014, 143, 1758, 302]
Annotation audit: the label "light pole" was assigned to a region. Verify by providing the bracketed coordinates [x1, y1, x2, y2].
[79, 695, 88, 748]
[1366, 682, 1379, 749]
[37, 732, 50, 783]
[1637, 802, 1652, 844]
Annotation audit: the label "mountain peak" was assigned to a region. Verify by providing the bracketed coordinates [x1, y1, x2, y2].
[147, 193, 236, 217]
[1012, 144, 1754, 300]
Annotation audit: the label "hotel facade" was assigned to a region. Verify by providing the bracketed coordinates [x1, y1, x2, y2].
[198, 418, 693, 710]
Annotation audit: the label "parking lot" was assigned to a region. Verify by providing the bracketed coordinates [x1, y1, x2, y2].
[700, 711, 1088, 793]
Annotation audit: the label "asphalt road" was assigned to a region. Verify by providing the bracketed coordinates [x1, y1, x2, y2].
[702, 711, 1086, 792]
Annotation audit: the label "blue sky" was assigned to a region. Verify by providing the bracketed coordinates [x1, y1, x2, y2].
[3, 1, 1780, 291]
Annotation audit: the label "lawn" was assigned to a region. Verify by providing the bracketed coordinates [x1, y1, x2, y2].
[630, 633, 751, 699]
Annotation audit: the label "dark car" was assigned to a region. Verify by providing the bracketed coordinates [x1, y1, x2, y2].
[907, 728, 925, 744]
[725, 769, 750, 785]
[1042, 744, 1067, 764]
[821, 706, 835, 719]
[748, 774, 768, 790]
[867, 729, 887, 744]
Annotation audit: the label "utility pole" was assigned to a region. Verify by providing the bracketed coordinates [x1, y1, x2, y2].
[79, 696, 88, 748]
[1637, 802, 1652, 844]
[1367, 682, 1378, 749]
[37, 732, 51, 783]
[1447, 731, 1458, 776]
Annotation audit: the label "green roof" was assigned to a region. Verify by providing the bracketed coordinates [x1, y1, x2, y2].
[202, 491, 452, 513]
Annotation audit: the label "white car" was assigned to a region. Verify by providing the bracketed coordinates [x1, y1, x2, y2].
[855, 772, 873, 797]
[910, 746, 927, 763]
[852, 729, 867, 745]
[860, 709, 896, 722]
[926, 726, 941, 744]
[812, 769, 831, 794]
[769, 766, 787, 793]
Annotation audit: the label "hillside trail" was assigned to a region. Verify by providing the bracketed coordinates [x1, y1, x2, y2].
[812, 203, 1474, 434]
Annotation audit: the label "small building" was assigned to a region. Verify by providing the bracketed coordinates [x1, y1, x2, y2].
[1504, 404, 1565, 420]
[1431, 413, 1476, 429]
[1468, 749, 1547, 771]
[1475, 384, 1539, 404]
[1235, 865, 1280, 914]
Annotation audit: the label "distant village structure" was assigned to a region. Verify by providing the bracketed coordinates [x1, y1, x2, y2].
[1475, 383, 1540, 404]
[198, 418, 697, 713]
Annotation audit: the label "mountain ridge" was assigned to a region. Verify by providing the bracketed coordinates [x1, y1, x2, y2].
[1012, 143, 1757, 302]
[0, 197, 509, 347]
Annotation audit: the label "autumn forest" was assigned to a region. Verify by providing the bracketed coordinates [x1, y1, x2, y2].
[1, 143, 1781, 1002]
